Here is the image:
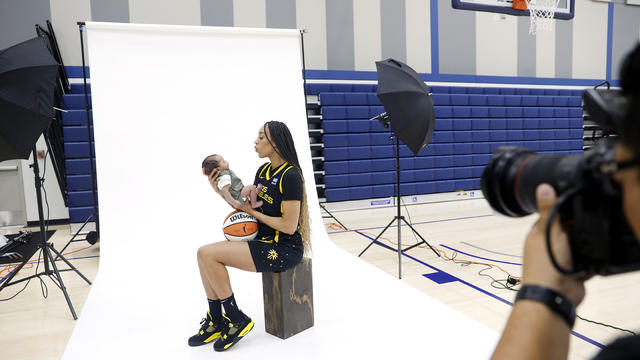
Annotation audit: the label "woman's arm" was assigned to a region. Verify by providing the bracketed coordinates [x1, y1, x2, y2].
[238, 200, 300, 235]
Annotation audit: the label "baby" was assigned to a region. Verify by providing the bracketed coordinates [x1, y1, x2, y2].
[202, 154, 263, 209]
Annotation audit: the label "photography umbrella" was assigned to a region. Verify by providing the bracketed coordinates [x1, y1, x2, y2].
[375, 58, 435, 156]
[0, 36, 90, 320]
[0, 36, 59, 162]
[359, 58, 439, 279]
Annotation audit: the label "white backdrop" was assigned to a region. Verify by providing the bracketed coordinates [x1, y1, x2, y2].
[63, 22, 497, 359]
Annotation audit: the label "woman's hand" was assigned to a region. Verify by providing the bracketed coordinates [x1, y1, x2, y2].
[235, 200, 254, 213]
[208, 168, 222, 195]
[521, 183, 587, 306]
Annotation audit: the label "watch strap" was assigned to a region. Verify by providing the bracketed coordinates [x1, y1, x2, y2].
[515, 285, 576, 328]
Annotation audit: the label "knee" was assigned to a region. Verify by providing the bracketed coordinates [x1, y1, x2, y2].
[197, 245, 214, 263]
[198, 244, 222, 264]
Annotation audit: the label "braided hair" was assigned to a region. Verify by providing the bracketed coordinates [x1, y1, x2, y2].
[263, 121, 311, 254]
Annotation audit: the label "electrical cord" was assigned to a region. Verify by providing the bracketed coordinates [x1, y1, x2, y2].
[0, 249, 43, 301]
[327, 206, 637, 336]
[576, 315, 636, 336]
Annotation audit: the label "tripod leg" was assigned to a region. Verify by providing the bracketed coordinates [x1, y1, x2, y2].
[320, 204, 349, 231]
[401, 218, 440, 257]
[48, 245, 92, 285]
[56, 213, 94, 260]
[358, 217, 397, 257]
[0, 257, 32, 292]
[43, 245, 78, 320]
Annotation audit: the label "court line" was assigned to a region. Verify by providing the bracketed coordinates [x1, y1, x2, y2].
[327, 214, 494, 234]
[460, 241, 523, 259]
[353, 231, 605, 349]
[439, 244, 522, 266]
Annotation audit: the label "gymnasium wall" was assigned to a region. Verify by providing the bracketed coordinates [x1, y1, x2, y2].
[1, 1, 640, 82]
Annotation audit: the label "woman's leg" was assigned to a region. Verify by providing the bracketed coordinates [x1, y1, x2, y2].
[197, 241, 257, 299]
[197, 258, 219, 299]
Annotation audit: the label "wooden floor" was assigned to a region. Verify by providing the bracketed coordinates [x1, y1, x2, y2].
[1, 198, 639, 359]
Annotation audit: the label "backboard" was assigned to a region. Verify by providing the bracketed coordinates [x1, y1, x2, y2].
[452, 0, 575, 20]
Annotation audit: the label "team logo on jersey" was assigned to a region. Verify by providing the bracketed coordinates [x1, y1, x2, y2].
[271, 177, 278, 185]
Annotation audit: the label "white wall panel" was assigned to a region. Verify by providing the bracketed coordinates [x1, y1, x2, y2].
[296, 0, 327, 69]
[476, 12, 518, 76]
[405, 0, 430, 73]
[353, 0, 381, 71]
[234, 0, 267, 27]
[536, 20, 556, 78]
[50, 0, 92, 65]
[571, 0, 608, 79]
[129, 0, 201, 25]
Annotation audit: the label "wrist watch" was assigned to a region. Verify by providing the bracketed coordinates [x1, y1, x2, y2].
[515, 285, 576, 328]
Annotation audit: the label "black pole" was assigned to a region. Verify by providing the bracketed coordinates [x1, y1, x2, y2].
[31, 146, 48, 272]
[300, 29, 309, 121]
[78, 23, 100, 237]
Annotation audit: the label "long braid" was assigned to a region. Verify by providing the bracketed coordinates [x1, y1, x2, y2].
[264, 121, 311, 255]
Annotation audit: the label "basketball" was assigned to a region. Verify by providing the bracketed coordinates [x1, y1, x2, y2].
[222, 210, 258, 241]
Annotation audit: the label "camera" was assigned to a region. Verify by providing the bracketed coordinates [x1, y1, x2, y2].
[481, 89, 640, 276]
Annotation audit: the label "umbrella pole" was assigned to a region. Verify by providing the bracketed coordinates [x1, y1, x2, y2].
[358, 136, 440, 279]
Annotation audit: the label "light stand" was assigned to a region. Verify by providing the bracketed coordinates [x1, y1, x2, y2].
[56, 22, 100, 256]
[0, 146, 92, 320]
[358, 115, 439, 279]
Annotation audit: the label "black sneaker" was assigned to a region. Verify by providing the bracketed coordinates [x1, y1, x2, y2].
[188, 312, 228, 346]
[213, 313, 254, 352]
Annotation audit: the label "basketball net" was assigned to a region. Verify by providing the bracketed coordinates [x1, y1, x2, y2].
[526, 0, 559, 35]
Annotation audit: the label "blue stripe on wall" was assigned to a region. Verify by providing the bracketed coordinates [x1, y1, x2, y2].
[606, 3, 614, 82]
[304, 68, 620, 87]
[430, 0, 439, 74]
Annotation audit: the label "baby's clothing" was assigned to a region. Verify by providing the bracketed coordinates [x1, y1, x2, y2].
[217, 169, 245, 203]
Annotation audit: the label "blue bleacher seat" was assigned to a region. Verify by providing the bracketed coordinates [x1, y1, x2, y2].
[451, 94, 470, 106]
[69, 207, 94, 223]
[67, 175, 94, 191]
[323, 120, 348, 133]
[471, 107, 489, 118]
[487, 95, 505, 106]
[65, 159, 95, 175]
[469, 95, 488, 106]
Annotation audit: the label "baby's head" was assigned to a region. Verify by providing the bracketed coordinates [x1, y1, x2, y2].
[201, 154, 229, 175]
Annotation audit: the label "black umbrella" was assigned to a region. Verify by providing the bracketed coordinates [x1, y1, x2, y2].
[0, 36, 59, 162]
[375, 58, 435, 156]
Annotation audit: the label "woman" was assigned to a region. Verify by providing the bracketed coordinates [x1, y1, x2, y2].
[188, 120, 311, 352]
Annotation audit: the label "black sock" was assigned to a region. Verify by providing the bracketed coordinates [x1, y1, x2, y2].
[207, 299, 223, 323]
[220, 293, 243, 321]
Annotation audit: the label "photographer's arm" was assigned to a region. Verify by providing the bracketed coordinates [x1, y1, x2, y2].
[492, 184, 586, 360]
[239, 200, 300, 235]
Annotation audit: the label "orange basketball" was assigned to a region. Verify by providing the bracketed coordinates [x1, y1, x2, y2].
[222, 210, 258, 241]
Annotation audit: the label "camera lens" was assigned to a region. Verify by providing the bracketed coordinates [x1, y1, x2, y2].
[481, 147, 582, 217]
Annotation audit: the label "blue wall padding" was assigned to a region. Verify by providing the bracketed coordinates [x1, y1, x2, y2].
[70, 83, 91, 94]
[62, 110, 92, 126]
[62, 94, 91, 109]
[69, 206, 94, 223]
[68, 191, 98, 207]
[65, 159, 96, 175]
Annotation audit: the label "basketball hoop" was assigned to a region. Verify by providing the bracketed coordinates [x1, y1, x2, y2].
[525, 0, 559, 35]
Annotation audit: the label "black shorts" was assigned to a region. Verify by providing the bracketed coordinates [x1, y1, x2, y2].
[248, 232, 303, 273]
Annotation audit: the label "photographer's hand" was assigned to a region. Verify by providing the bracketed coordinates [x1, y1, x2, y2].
[492, 184, 586, 360]
[522, 183, 586, 305]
